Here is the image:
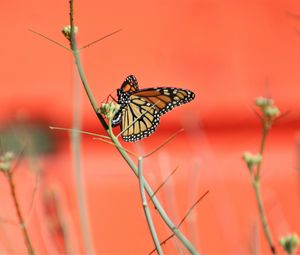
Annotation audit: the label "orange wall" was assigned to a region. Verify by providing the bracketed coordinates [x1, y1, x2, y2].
[0, 1, 299, 254]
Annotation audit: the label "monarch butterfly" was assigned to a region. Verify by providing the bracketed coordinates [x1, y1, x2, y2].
[111, 75, 195, 142]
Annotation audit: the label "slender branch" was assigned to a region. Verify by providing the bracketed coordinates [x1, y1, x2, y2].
[93, 138, 138, 158]
[251, 179, 276, 254]
[143, 129, 184, 158]
[68, 2, 198, 253]
[49, 126, 110, 140]
[80, 29, 122, 50]
[148, 166, 179, 202]
[138, 157, 163, 255]
[178, 190, 209, 228]
[69, 1, 96, 254]
[255, 123, 268, 179]
[251, 114, 276, 254]
[148, 191, 209, 255]
[107, 126, 198, 254]
[6, 171, 35, 255]
[28, 29, 70, 51]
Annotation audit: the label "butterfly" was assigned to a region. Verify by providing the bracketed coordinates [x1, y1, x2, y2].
[111, 75, 195, 142]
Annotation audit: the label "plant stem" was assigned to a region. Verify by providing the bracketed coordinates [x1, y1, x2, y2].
[7, 171, 35, 255]
[69, 1, 96, 254]
[71, 67, 95, 254]
[68, 1, 198, 253]
[108, 129, 198, 254]
[252, 122, 276, 254]
[138, 157, 163, 255]
[251, 178, 276, 255]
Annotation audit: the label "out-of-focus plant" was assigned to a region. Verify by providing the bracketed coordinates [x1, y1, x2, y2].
[242, 96, 280, 254]
[280, 233, 300, 255]
[0, 151, 35, 255]
[242, 96, 299, 255]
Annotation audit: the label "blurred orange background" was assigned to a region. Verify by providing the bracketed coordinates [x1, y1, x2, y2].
[0, 0, 300, 254]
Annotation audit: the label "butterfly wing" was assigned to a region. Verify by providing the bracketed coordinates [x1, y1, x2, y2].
[133, 87, 195, 115]
[121, 95, 160, 142]
[112, 75, 195, 142]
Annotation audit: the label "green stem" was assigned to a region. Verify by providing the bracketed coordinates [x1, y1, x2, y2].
[7, 171, 35, 255]
[69, 1, 96, 254]
[252, 121, 276, 254]
[252, 178, 276, 255]
[68, 1, 198, 253]
[138, 157, 163, 255]
[256, 123, 268, 179]
[107, 128, 198, 254]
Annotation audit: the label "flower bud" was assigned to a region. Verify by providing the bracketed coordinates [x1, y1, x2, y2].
[98, 102, 120, 121]
[255, 97, 273, 108]
[0, 152, 14, 173]
[61, 25, 78, 40]
[264, 106, 280, 118]
[242, 152, 262, 170]
[280, 233, 300, 255]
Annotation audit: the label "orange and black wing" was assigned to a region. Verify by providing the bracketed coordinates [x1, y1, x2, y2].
[120, 75, 139, 93]
[121, 95, 160, 142]
[134, 87, 195, 115]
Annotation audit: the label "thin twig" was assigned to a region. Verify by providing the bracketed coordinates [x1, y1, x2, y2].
[148, 190, 209, 255]
[80, 29, 123, 50]
[251, 110, 277, 254]
[251, 179, 276, 254]
[93, 137, 138, 158]
[28, 29, 70, 51]
[148, 166, 179, 202]
[24, 171, 40, 226]
[138, 157, 163, 255]
[178, 190, 209, 228]
[49, 126, 110, 140]
[69, 1, 96, 254]
[6, 171, 35, 255]
[143, 129, 184, 159]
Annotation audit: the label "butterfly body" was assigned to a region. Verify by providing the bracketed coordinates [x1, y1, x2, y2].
[111, 75, 195, 142]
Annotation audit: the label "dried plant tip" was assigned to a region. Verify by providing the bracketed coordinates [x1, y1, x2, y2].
[280, 233, 300, 255]
[0, 151, 14, 172]
[242, 152, 262, 171]
[61, 25, 78, 40]
[98, 102, 120, 121]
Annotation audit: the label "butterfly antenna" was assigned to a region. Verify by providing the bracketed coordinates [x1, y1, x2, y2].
[116, 100, 162, 138]
[100, 89, 117, 104]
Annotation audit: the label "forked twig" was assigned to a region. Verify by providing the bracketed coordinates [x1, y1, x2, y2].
[138, 157, 163, 254]
[148, 166, 179, 202]
[80, 29, 123, 50]
[143, 129, 184, 159]
[148, 190, 209, 255]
